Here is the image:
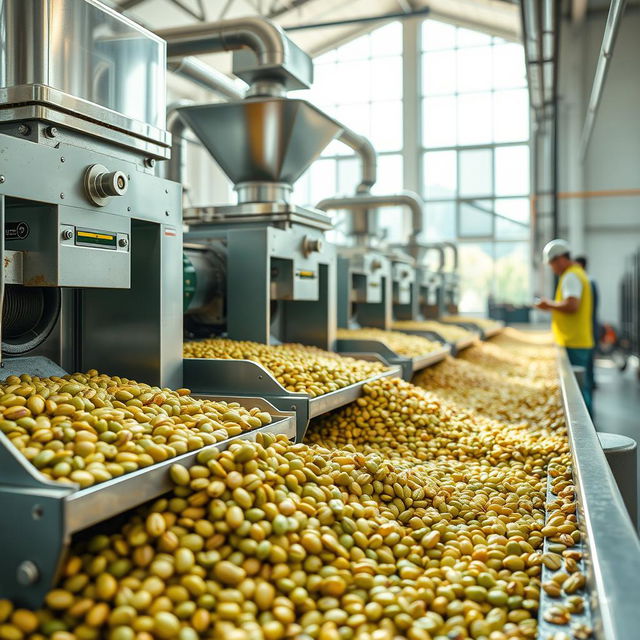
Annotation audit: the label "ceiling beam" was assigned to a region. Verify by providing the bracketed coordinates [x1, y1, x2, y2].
[119, 0, 148, 10]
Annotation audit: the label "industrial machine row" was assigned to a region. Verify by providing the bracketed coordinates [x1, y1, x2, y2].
[0, 2, 638, 639]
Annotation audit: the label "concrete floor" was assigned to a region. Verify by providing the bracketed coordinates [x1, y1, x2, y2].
[593, 358, 640, 439]
[593, 357, 640, 526]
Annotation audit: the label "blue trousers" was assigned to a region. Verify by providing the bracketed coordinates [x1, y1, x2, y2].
[566, 347, 594, 416]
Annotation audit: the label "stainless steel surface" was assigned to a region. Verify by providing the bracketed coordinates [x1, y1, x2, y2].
[183, 357, 400, 439]
[84, 163, 128, 207]
[157, 17, 313, 91]
[441, 241, 459, 270]
[483, 324, 504, 339]
[0, 355, 68, 380]
[0, 392, 295, 606]
[168, 57, 245, 100]
[307, 368, 401, 418]
[455, 337, 476, 352]
[557, 347, 640, 640]
[411, 345, 450, 372]
[176, 99, 342, 193]
[336, 338, 415, 381]
[185, 203, 333, 231]
[235, 182, 293, 204]
[580, 0, 627, 158]
[537, 466, 593, 640]
[316, 191, 425, 245]
[6, 196, 131, 289]
[598, 432, 637, 527]
[166, 99, 193, 185]
[65, 413, 296, 533]
[0, 121, 182, 387]
[337, 127, 377, 194]
[337, 250, 392, 331]
[390, 250, 416, 308]
[0, 0, 167, 131]
[0, 85, 171, 157]
[186, 219, 336, 348]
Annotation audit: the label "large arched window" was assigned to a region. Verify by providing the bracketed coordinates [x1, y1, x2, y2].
[294, 18, 531, 312]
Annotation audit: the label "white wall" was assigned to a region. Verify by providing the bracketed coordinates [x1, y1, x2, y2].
[557, 10, 640, 326]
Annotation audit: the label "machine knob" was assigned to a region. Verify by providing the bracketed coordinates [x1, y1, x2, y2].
[302, 236, 323, 256]
[85, 164, 128, 207]
[16, 561, 39, 585]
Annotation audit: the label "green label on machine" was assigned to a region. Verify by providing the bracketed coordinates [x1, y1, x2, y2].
[75, 228, 117, 249]
[183, 253, 197, 312]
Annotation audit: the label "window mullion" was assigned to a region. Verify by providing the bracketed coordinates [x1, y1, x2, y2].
[402, 16, 421, 201]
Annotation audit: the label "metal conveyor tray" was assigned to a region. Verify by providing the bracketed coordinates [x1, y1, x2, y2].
[183, 358, 401, 441]
[0, 391, 296, 607]
[389, 327, 475, 358]
[336, 339, 449, 380]
[548, 348, 640, 640]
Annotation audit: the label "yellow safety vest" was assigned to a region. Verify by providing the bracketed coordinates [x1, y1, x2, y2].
[551, 264, 594, 348]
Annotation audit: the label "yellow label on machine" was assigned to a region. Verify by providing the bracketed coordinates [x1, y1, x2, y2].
[75, 228, 117, 249]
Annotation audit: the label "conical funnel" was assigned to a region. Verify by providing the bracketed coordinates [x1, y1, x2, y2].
[177, 98, 343, 189]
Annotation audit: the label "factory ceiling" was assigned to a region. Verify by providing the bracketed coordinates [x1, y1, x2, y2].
[110, 0, 521, 60]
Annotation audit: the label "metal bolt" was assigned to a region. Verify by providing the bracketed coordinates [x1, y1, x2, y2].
[165, 211, 169, 216]
[127, 206, 131, 212]
[118, 238, 128, 248]
[17, 124, 30, 136]
[32, 505, 44, 520]
[0, 175, 5, 184]
[60, 157, 65, 163]
[61, 229, 73, 240]
[16, 561, 39, 586]
[60, 193, 65, 199]
[45, 126, 58, 138]
[144, 158, 156, 168]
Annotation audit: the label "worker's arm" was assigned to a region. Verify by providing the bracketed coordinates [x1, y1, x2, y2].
[536, 297, 579, 313]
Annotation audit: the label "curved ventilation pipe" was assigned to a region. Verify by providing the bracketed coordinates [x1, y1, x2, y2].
[316, 191, 424, 247]
[336, 128, 377, 195]
[440, 241, 459, 271]
[168, 57, 245, 100]
[156, 17, 311, 97]
[420, 244, 446, 272]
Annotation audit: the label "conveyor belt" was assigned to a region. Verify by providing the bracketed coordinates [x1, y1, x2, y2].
[550, 349, 640, 639]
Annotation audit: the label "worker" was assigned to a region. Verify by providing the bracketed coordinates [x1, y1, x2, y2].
[535, 239, 594, 414]
[575, 255, 599, 391]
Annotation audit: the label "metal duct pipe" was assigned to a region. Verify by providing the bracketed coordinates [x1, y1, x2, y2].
[336, 128, 377, 194]
[165, 65, 244, 184]
[157, 17, 288, 69]
[421, 244, 446, 271]
[316, 191, 424, 243]
[580, 0, 628, 157]
[166, 100, 193, 184]
[441, 241, 459, 271]
[168, 58, 245, 101]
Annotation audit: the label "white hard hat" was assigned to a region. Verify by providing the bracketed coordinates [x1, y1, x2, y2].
[542, 239, 571, 263]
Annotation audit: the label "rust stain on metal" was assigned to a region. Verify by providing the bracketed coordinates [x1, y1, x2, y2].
[24, 274, 49, 286]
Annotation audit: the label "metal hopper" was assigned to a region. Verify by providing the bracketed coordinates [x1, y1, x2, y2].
[177, 97, 343, 197]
